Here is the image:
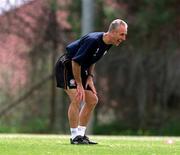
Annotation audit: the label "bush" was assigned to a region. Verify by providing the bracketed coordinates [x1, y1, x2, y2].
[93, 120, 180, 136]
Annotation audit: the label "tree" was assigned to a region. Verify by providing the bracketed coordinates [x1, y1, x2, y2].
[0, 0, 71, 133]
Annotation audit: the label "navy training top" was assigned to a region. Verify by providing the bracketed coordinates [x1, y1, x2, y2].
[66, 32, 112, 69]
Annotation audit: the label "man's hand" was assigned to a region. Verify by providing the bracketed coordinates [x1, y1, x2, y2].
[76, 83, 85, 102]
[85, 76, 97, 94]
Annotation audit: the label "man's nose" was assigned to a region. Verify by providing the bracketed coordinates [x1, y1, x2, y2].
[122, 35, 126, 41]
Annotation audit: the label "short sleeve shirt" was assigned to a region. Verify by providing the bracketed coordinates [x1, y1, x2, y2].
[66, 32, 112, 69]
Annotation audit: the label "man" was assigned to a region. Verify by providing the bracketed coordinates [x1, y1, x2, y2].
[55, 19, 128, 144]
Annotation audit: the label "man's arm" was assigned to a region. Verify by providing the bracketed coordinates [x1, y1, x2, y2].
[88, 64, 95, 77]
[72, 60, 82, 85]
[86, 64, 97, 94]
[72, 60, 85, 101]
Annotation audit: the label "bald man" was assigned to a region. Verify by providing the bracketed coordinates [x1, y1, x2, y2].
[55, 19, 128, 144]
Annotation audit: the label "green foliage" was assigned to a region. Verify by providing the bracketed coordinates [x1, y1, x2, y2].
[0, 125, 18, 133]
[1, 0, 179, 134]
[19, 118, 49, 133]
[93, 119, 180, 136]
[136, 1, 174, 30]
[0, 118, 48, 133]
[94, 0, 180, 135]
[67, 0, 81, 37]
[48, 0, 58, 12]
[161, 119, 180, 136]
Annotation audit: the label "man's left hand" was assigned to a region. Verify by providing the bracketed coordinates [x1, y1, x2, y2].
[85, 76, 97, 94]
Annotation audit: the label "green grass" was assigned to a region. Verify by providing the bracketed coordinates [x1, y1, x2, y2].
[0, 134, 179, 155]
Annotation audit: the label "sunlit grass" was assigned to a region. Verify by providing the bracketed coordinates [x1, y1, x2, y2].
[0, 134, 179, 155]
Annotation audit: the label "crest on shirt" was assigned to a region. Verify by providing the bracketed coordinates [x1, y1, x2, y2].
[69, 79, 76, 86]
[93, 48, 99, 56]
[103, 50, 107, 56]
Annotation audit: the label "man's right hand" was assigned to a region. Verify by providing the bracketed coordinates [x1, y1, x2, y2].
[76, 84, 85, 102]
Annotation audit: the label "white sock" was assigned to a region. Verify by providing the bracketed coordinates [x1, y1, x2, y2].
[70, 128, 78, 140]
[78, 125, 86, 136]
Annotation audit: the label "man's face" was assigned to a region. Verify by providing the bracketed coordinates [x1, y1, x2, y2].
[111, 25, 127, 46]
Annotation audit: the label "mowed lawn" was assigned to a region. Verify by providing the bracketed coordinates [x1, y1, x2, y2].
[0, 134, 179, 155]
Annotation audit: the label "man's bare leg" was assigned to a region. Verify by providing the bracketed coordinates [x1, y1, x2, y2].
[79, 90, 98, 126]
[65, 89, 81, 140]
[65, 89, 98, 144]
[78, 90, 98, 144]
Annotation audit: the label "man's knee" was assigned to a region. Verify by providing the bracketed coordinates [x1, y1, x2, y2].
[86, 93, 98, 106]
[65, 89, 82, 106]
[93, 94, 98, 105]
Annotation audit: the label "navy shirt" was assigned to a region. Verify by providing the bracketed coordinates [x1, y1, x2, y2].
[66, 32, 112, 69]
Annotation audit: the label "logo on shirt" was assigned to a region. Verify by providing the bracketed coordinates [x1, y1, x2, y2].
[69, 79, 76, 87]
[93, 48, 99, 57]
[103, 50, 107, 56]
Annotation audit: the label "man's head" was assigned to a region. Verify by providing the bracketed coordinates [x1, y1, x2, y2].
[106, 19, 128, 46]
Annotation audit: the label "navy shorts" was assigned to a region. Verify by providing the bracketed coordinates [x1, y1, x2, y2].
[55, 54, 91, 90]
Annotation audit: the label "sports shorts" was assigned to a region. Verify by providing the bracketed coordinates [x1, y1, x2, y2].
[55, 54, 91, 90]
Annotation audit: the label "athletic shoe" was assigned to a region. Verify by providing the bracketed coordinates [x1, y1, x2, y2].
[83, 135, 98, 144]
[70, 135, 89, 144]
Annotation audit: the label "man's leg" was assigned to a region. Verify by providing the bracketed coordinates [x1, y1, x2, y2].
[65, 89, 89, 144]
[78, 90, 98, 136]
[78, 90, 98, 144]
[65, 89, 80, 139]
[65, 89, 81, 128]
[79, 90, 98, 127]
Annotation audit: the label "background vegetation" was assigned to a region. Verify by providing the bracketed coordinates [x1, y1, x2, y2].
[0, 0, 179, 135]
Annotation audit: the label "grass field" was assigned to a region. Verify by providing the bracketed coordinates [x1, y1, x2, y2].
[0, 134, 179, 155]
